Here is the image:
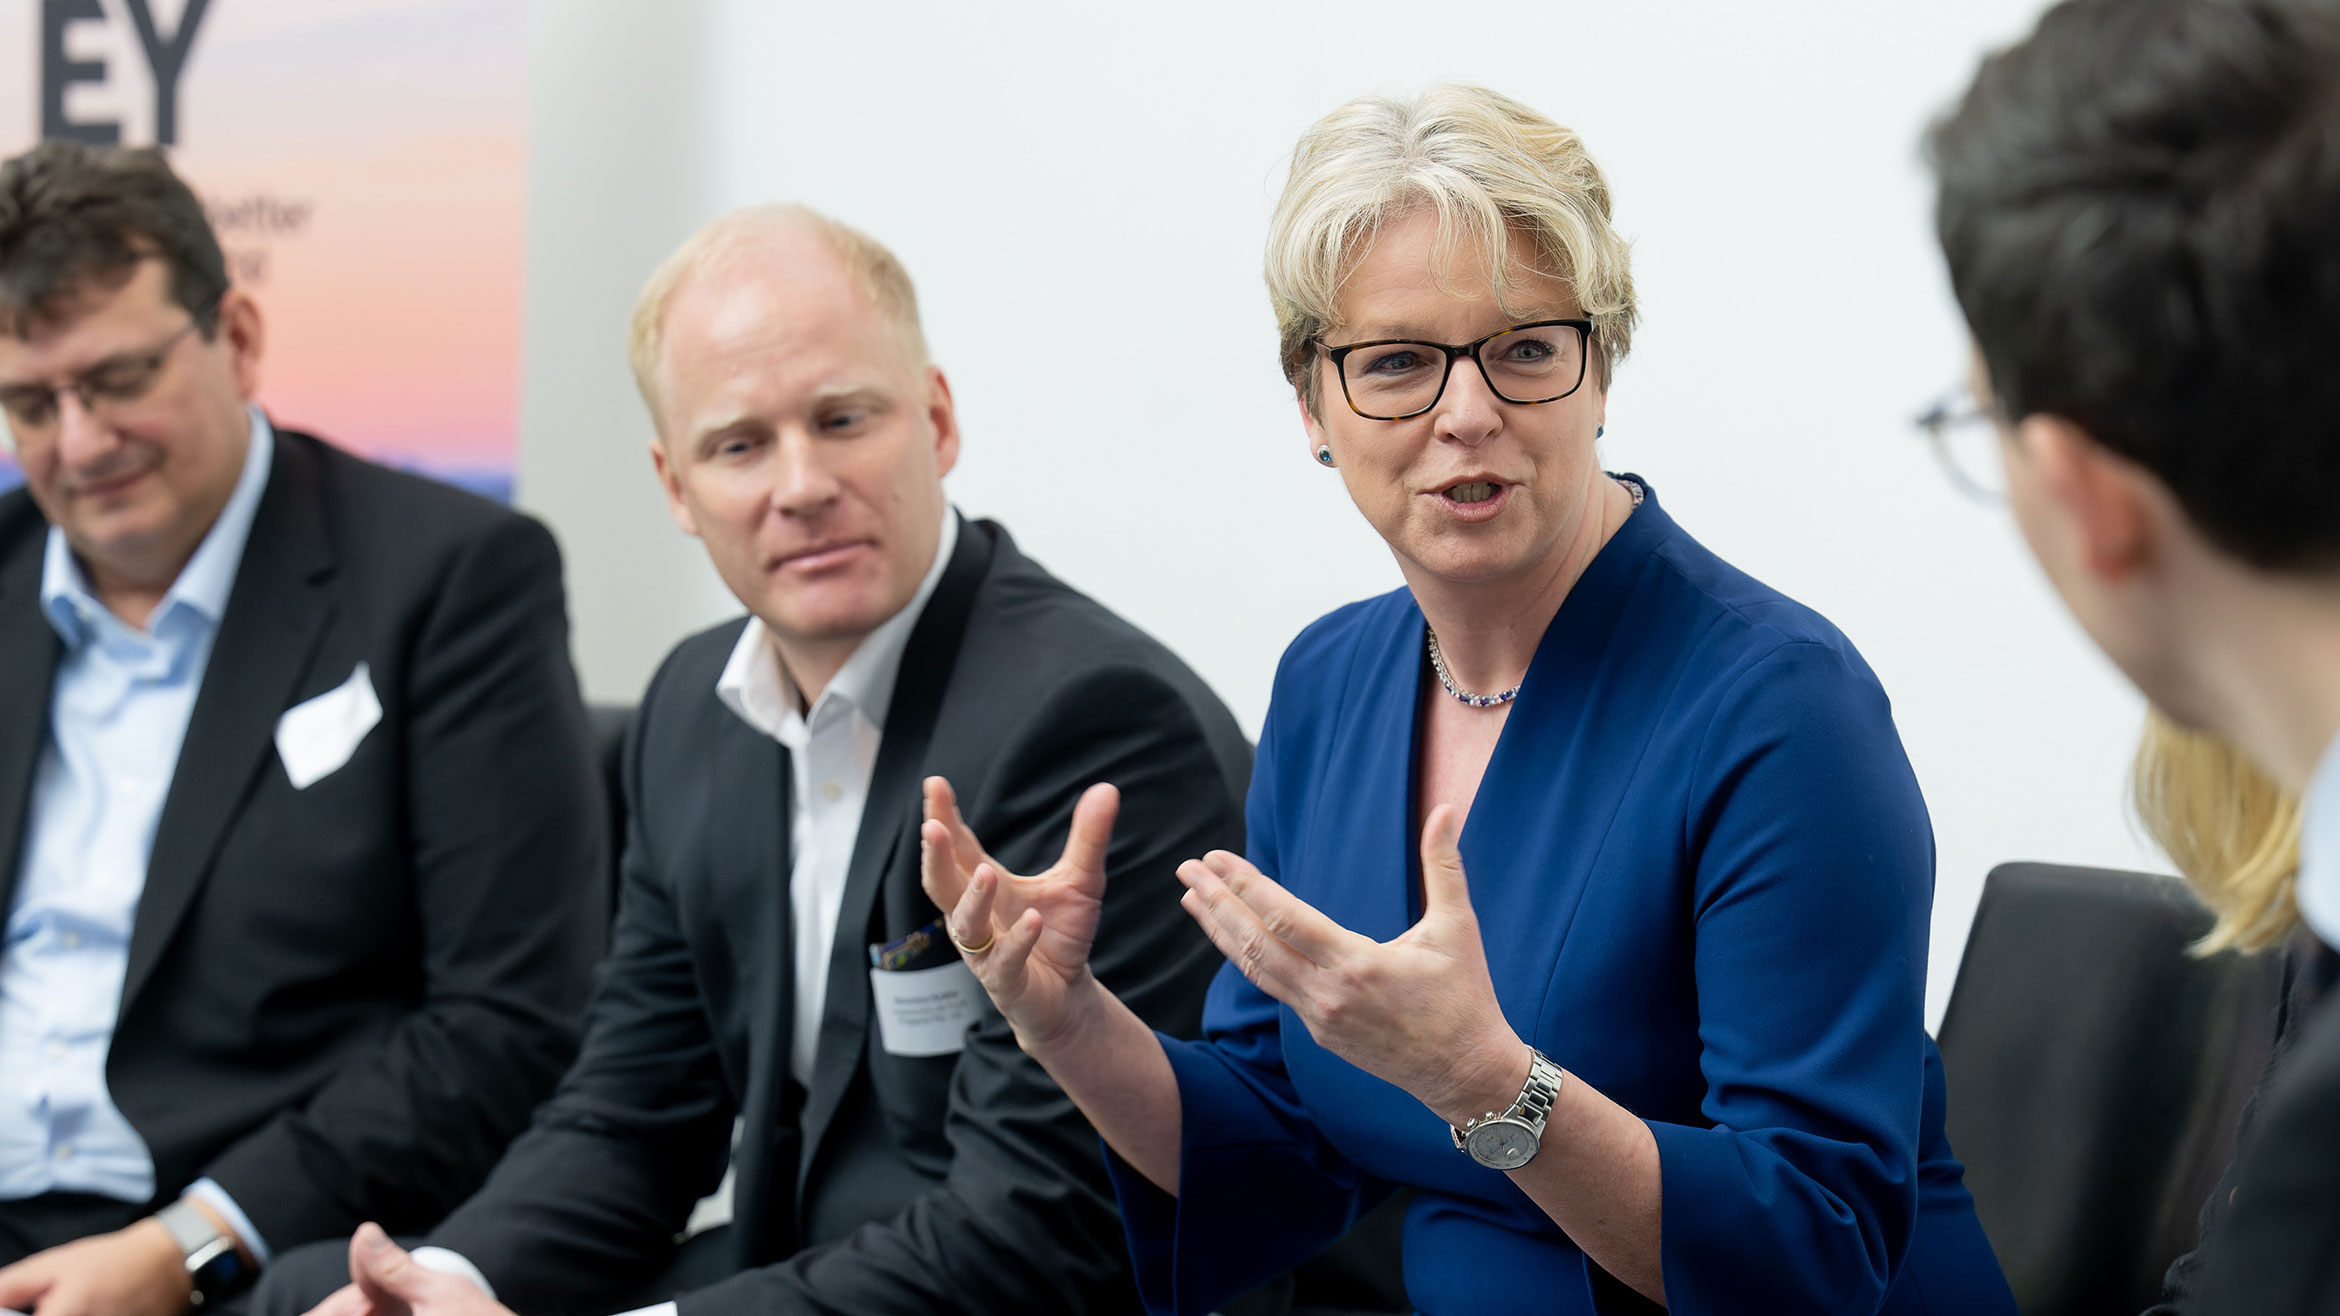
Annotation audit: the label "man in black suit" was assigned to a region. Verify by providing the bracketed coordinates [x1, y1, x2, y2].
[1928, 1, 2340, 1310]
[267, 205, 1247, 1316]
[0, 143, 607, 1315]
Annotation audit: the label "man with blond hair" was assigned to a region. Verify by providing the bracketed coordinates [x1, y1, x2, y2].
[256, 205, 1249, 1316]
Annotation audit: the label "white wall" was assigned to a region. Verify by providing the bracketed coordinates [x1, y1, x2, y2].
[520, 0, 2168, 1029]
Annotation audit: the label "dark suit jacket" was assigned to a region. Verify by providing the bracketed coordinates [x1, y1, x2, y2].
[0, 427, 608, 1252]
[2186, 945, 2340, 1313]
[426, 516, 1251, 1316]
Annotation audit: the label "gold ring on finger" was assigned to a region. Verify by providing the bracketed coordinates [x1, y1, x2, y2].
[950, 924, 997, 956]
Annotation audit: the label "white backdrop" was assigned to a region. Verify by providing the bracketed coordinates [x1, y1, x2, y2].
[519, 0, 2164, 1029]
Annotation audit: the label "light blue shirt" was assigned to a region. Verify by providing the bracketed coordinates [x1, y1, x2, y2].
[0, 410, 274, 1259]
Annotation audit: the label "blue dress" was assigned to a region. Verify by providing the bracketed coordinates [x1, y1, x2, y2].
[1109, 482, 2014, 1315]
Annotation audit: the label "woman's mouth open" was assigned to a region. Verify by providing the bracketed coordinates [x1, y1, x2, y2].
[1430, 481, 1510, 521]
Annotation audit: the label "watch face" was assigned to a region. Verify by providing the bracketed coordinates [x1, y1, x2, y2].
[1466, 1118, 1539, 1171]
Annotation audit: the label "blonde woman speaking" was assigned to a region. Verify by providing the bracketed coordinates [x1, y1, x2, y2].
[923, 85, 2013, 1316]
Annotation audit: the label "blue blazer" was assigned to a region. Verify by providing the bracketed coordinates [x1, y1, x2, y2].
[1110, 483, 2013, 1316]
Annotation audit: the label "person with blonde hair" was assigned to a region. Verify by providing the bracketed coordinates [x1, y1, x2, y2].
[922, 84, 2012, 1315]
[253, 204, 1252, 1316]
[2133, 711, 2303, 956]
[2129, 711, 2313, 1314]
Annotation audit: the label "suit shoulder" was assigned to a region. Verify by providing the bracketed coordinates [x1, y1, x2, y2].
[953, 527, 1247, 759]
[635, 616, 750, 725]
[296, 429, 544, 551]
[963, 532, 1214, 697]
[0, 485, 41, 553]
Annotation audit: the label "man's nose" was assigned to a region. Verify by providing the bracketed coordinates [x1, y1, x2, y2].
[52, 391, 123, 472]
[769, 429, 844, 514]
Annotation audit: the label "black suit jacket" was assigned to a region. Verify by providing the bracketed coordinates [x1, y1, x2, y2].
[2189, 945, 2340, 1313]
[427, 517, 1250, 1316]
[0, 428, 608, 1251]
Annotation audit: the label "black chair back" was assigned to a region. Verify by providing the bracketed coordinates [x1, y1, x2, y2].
[1938, 862, 2284, 1316]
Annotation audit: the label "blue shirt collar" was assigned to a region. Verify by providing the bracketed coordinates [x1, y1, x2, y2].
[39, 408, 276, 648]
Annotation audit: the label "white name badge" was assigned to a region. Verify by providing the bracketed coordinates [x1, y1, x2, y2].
[869, 960, 983, 1057]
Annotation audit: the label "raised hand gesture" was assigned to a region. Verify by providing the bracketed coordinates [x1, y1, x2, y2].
[1176, 805, 1527, 1126]
[919, 776, 1117, 1049]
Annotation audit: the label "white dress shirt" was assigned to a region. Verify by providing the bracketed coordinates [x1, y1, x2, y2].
[2296, 729, 2340, 949]
[715, 507, 957, 1088]
[0, 410, 275, 1258]
[416, 508, 959, 1316]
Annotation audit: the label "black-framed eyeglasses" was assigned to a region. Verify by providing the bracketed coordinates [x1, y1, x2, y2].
[1913, 384, 2007, 505]
[0, 318, 207, 434]
[1316, 318, 1594, 420]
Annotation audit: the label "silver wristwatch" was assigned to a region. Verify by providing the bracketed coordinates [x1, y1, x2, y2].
[1450, 1048, 1565, 1171]
[155, 1200, 251, 1307]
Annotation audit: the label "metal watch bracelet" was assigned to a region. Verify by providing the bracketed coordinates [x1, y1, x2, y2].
[1449, 1047, 1566, 1168]
[154, 1200, 251, 1307]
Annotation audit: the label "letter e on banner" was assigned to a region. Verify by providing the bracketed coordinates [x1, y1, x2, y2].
[38, 0, 213, 147]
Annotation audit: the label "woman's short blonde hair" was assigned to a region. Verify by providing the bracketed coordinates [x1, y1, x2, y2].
[1265, 83, 1638, 410]
[2131, 709, 2303, 955]
[628, 204, 928, 427]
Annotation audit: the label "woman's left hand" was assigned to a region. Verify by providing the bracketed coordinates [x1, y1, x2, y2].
[1176, 805, 1527, 1127]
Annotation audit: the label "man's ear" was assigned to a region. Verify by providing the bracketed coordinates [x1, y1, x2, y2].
[219, 289, 265, 400]
[926, 365, 961, 479]
[2021, 413, 2155, 582]
[648, 437, 700, 538]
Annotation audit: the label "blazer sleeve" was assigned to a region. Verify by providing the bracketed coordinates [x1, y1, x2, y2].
[2195, 987, 2340, 1315]
[1643, 639, 1932, 1316]
[420, 646, 740, 1309]
[1103, 698, 1395, 1316]
[200, 513, 609, 1250]
[675, 664, 1238, 1316]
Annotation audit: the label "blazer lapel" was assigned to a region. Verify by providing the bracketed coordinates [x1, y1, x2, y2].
[0, 517, 61, 918]
[121, 434, 336, 1014]
[724, 718, 798, 1264]
[796, 520, 993, 1190]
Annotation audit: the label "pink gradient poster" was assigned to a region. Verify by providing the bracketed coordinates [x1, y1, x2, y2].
[0, 0, 526, 499]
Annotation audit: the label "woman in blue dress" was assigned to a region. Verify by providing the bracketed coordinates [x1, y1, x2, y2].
[919, 83, 2014, 1316]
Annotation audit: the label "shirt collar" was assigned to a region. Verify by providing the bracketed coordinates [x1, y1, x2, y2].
[716, 506, 961, 745]
[39, 407, 275, 647]
[2296, 728, 2340, 948]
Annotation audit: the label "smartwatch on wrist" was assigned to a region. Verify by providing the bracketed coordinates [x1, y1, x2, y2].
[1450, 1047, 1565, 1171]
[154, 1200, 252, 1307]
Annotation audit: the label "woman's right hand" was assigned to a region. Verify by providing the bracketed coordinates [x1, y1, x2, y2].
[919, 775, 1117, 1050]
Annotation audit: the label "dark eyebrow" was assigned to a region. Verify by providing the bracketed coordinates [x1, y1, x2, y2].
[77, 348, 164, 375]
[0, 348, 155, 396]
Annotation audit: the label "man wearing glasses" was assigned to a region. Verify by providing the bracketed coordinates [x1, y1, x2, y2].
[1927, 0, 2340, 1311]
[0, 141, 608, 1314]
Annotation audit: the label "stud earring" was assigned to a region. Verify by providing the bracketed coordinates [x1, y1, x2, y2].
[1596, 425, 1605, 440]
[1316, 446, 1335, 467]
